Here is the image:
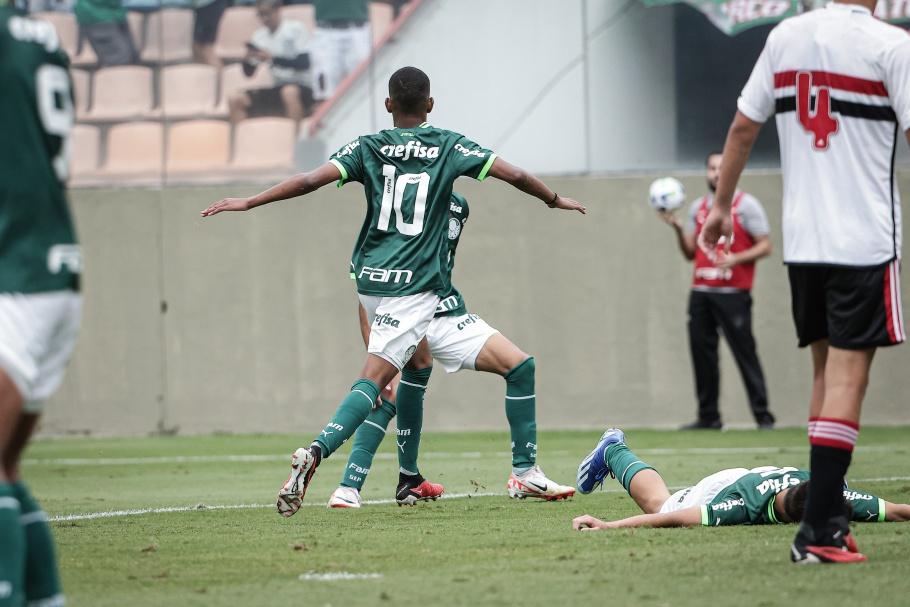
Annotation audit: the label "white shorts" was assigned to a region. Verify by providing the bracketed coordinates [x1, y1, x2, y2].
[0, 291, 82, 413]
[426, 313, 499, 374]
[659, 468, 751, 514]
[359, 291, 439, 370]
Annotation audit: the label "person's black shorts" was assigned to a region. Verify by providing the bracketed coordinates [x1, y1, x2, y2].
[788, 260, 905, 349]
[244, 84, 314, 118]
[193, 0, 231, 45]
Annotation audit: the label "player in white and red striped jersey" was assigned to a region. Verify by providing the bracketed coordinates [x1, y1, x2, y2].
[700, 1, 910, 564]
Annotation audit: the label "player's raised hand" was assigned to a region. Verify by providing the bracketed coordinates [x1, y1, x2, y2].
[551, 196, 586, 214]
[657, 210, 681, 228]
[200, 197, 251, 217]
[572, 514, 607, 531]
[697, 205, 732, 261]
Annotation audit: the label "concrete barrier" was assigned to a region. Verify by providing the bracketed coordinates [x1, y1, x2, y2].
[41, 171, 910, 435]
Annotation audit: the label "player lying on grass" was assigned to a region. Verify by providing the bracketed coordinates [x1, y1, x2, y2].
[201, 66, 586, 518]
[328, 191, 575, 508]
[573, 429, 910, 531]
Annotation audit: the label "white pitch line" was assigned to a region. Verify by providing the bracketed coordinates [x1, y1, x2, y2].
[47, 475, 910, 523]
[48, 492, 506, 522]
[23, 444, 905, 467]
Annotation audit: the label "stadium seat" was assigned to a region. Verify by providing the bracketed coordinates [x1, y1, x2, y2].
[127, 11, 146, 53]
[166, 120, 230, 173]
[141, 9, 194, 64]
[230, 118, 298, 170]
[70, 124, 100, 177]
[214, 7, 259, 62]
[282, 4, 315, 32]
[369, 2, 394, 43]
[100, 121, 164, 175]
[84, 66, 155, 121]
[160, 64, 219, 118]
[33, 11, 78, 58]
[215, 63, 274, 115]
[71, 69, 90, 119]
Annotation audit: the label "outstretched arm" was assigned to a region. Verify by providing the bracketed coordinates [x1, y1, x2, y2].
[572, 506, 702, 531]
[200, 162, 341, 217]
[884, 501, 910, 522]
[657, 211, 696, 260]
[487, 157, 586, 214]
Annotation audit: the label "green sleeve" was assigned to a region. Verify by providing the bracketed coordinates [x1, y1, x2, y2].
[703, 497, 750, 526]
[844, 490, 885, 522]
[450, 136, 496, 181]
[329, 138, 364, 186]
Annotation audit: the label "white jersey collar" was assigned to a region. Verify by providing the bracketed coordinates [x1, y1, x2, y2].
[825, 2, 872, 16]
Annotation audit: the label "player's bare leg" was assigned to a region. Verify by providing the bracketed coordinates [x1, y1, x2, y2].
[627, 470, 673, 514]
[278, 352, 402, 517]
[475, 334, 575, 501]
[793, 344, 873, 564]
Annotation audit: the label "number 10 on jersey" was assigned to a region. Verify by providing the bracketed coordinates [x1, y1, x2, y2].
[378, 164, 430, 236]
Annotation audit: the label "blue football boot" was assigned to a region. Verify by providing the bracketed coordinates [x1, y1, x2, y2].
[576, 428, 626, 494]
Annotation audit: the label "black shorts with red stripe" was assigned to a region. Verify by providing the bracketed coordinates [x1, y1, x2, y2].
[788, 260, 905, 349]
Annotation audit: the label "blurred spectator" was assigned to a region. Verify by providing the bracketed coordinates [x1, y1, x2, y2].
[311, 0, 369, 100]
[228, 0, 313, 123]
[75, 0, 138, 66]
[193, 0, 230, 67]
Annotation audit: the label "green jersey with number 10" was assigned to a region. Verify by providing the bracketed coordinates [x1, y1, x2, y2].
[0, 7, 79, 293]
[329, 123, 496, 297]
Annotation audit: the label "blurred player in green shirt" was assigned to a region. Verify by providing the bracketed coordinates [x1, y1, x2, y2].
[0, 3, 82, 605]
[201, 66, 586, 518]
[572, 429, 910, 531]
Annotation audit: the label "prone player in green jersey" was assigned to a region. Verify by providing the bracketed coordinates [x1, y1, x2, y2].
[328, 192, 575, 508]
[0, 3, 82, 606]
[200, 66, 586, 518]
[572, 429, 910, 531]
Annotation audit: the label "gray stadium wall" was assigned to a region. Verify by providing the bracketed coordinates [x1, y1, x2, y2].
[41, 171, 910, 436]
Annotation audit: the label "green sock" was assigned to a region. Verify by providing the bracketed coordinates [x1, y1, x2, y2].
[504, 357, 537, 472]
[605, 444, 656, 493]
[340, 398, 396, 491]
[396, 366, 432, 475]
[12, 483, 63, 606]
[313, 379, 380, 458]
[0, 484, 25, 607]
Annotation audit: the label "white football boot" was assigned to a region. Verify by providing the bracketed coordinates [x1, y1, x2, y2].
[327, 486, 362, 509]
[277, 447, 317, 517]
[507, 465, 576, 501]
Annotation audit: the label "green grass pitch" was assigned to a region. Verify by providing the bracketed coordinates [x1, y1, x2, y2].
[22, 427, 910, 606]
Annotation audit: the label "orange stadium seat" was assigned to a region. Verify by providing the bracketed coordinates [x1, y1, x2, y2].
[215, 63, 274, 115]
[166, 120, 230, 173]
[282, 4, 315, 32]
[369, 2, 393, 42]
[85, 66, 155, 121]
[214, 6, 259, 62]
[33, 12, 77, 57]
[70, 124, 100, 178]
[71, 69, 90, 119]
[101, 122, 164, 175]
[141, 9, 194, 64]
[230, 118, 298, 170]
[160, 64, 219, 118]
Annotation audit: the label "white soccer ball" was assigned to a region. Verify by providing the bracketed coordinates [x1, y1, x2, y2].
[648, 177, 686, 212]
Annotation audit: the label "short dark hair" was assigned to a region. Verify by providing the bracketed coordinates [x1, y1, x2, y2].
[783, 482, 810, 522]
[389, 67, 430, 113]
[705, 150, 723, 166]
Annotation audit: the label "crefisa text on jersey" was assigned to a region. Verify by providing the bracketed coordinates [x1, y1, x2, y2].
[380, 140, 440, 161]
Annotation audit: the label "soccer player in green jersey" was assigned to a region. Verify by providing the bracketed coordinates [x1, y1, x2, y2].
[0, 4, 82, 606]
[201, 66, 586, 517]
[328, 192, 575, 508]
[572, 429, 910, 531]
